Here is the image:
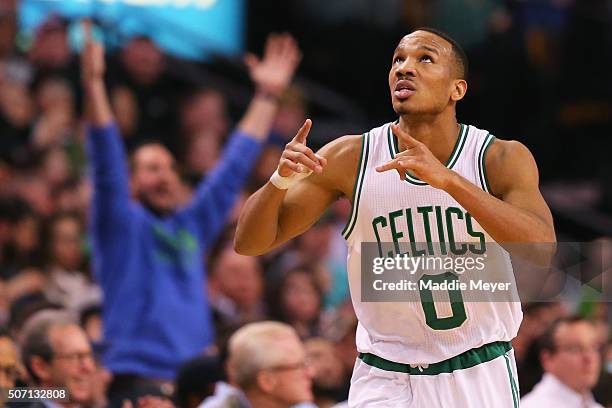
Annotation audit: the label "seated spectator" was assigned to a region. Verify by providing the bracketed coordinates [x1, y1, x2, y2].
[0, 201, 42, 280]
[206, 321, 313, 408]
[515, 301, 567, 395]
[0, 327, 21, 390]
[521, 316, 604, 408]
[304, 338, 349, 408]
[42, 212, 101, 311]
[17, 309, 96, 408]
[269, 266, 324, 339]
[0, 81, 33, 165]
[208, 244, 266, 337]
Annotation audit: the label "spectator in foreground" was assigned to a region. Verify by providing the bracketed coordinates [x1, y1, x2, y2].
[0, 328, 21, 406]
[521, 316, 604, 408]
[303, 337, 349, 408]
[16, 309, 96, 408]
[206, 321, 313, 408]
[80, 21, 302, 406]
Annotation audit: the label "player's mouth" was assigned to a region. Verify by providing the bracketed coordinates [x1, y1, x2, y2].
[394, 80, 416, 99]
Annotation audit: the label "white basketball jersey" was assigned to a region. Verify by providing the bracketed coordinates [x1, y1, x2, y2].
[343, 121, 522, 365]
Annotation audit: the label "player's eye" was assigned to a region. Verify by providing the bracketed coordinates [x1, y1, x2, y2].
[393, 56, 404, 65]
[420, 55, 433, 63]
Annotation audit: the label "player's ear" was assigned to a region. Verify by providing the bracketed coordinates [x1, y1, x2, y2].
[450, 79, 467, 102]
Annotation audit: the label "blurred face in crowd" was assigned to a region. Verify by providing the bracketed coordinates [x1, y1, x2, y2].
[31, 324, 95, 405]
[0, 335, 20, 388]
[42, 148, 71, 188]
[13, 214, 39, 254]
[304, 338, 345, 390]
[29, 24, 71, 68]
[281, 270, 321, 324]
[298, 223, 333, 259]
[272, 88, 306, 140]
[36, 78, 74, 116]
[131, 144, 181, 214]
[256, 333, 314, 406]
[185, 132, 220, 175]
[49, 215, 82, 271]
[542, 320, 602, 394]
[389, 31, 466, 116]
[0, 82, 33, 128]
[122, 37, 165, 86]
[181, 91, 228, 138]
[111, 86, 138, 137]
[213, 248, 263, 309]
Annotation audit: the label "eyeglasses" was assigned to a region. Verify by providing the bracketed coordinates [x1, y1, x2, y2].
[555, 344, 603, 355]
[52, 351, 95, 364]
[264, 360, 310, 373]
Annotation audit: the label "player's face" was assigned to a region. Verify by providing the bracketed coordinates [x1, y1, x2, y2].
[389, 31, 464, 116]
[131, 144, 181, 214]
[543, 322, 602, 393]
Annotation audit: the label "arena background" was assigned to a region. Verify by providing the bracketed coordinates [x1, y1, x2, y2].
[0, 0, 610, 407]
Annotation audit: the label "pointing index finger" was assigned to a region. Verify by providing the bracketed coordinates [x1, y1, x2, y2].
[391, 124, 420, 148]
[294, 119, 312, 144]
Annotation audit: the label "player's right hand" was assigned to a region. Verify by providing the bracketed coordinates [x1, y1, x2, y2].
[278, 119, 327, 177]
[80, 20, 106, 85]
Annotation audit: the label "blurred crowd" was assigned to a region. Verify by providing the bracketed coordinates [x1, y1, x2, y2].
[0, 0, 609, 407]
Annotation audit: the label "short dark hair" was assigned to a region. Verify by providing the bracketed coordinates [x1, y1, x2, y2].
[538, 315, 593, 353]
[412, 27, 469, 79]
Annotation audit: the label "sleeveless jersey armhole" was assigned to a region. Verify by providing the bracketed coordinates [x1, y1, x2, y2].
[342, 132, 370, 240]
[478, 134, 496, 194]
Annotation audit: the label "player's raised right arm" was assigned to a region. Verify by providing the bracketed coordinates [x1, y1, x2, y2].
[235, 121, 360, 256]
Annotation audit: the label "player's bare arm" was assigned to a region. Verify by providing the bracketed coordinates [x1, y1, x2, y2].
[378, 124, 555, 261]
[235, 121, 361, 256]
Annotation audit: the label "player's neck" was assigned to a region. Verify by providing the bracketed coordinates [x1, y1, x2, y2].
[397, 114, 460, 163]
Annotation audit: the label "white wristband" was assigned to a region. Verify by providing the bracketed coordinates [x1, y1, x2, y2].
[269, 168, 312, 190]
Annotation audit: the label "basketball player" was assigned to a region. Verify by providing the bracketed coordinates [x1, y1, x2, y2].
[235, 28, 556, 407]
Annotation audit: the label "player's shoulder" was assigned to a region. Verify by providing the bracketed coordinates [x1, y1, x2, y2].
[319, 121, 392, 160]
[465, 123, 535, 168]
[472, 127, 539, 195]
[486, 137, 536, 171]
[321, 122, 393, 158]
[318, 134, 363, 162]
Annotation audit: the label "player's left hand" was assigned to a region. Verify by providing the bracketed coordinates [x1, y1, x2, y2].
[376, 124, 455, 190]
[244, 33, 302, 98]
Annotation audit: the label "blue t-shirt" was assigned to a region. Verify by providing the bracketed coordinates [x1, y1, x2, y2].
[87, 123, 262, 379]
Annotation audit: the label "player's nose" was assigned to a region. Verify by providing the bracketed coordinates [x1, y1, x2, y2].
[396, 58, 417, 77]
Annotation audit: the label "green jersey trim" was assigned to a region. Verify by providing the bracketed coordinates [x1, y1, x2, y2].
[342, 132, 370, 240]
[358, 341, 512, 376]
[386, 123, 468, 186]
[503, 353, 519, 408]
[478, 133, 496, 194]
